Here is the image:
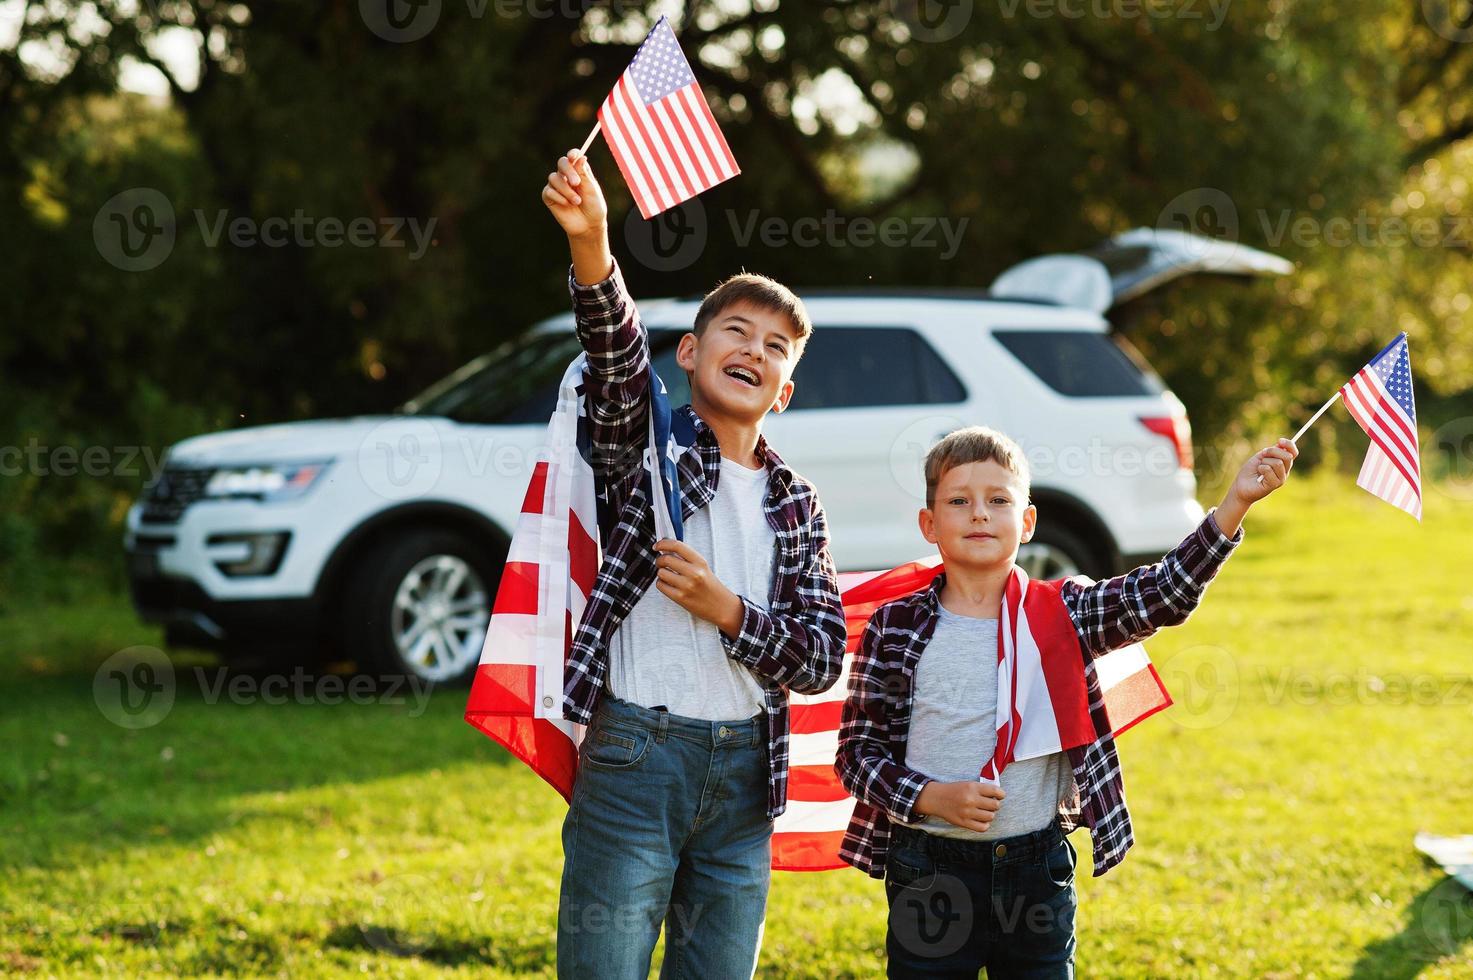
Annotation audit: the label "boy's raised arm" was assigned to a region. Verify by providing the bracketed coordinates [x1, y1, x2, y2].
[1063, 438, 1298, 657]
[542, 149, 650, 463]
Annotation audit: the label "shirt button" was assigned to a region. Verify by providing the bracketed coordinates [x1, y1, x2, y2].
[542, 697, 554, 708]
[994, 844, 1007, 858]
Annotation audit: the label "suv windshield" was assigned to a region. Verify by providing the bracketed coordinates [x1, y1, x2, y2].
[403, 331, 684, 425]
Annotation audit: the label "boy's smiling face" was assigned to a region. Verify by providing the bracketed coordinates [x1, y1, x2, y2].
[676, 301, 800, 425]
[920, 459, 1037, 571]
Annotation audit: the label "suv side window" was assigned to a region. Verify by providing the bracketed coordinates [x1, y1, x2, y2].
[787, 327, 965, 410]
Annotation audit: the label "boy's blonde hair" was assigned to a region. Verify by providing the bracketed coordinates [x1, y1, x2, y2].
[924, 426, 1031, 508]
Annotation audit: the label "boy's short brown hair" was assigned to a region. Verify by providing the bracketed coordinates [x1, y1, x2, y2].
[924, 426, 1031, 508]
[693, 273, 812, 355]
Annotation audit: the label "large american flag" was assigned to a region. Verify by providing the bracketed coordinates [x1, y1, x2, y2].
[463, 359, 1171, 869]
[1339, 333, 1422, 520]
[598, 16, 740, 219]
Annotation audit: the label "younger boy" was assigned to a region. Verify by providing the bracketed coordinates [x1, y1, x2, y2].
[836, 426, 1297, 978]
[541, 150, 847, 979]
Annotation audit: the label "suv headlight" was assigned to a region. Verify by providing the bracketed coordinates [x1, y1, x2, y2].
[204, 461, 332, 502]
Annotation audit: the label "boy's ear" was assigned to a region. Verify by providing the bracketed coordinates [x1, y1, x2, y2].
[675, 332, 698, 372]
[918, 507, 938, 545]
[770, 378, 795, 414]
[1020, 502, 1037, 544]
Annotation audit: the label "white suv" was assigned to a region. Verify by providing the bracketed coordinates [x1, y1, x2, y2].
[124, 229, 1290, 684]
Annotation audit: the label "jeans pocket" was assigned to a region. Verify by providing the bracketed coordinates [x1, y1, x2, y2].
[886, 841, 939, 890]
[1041, 835, 1077, 890]
[580, 724, 653, 770]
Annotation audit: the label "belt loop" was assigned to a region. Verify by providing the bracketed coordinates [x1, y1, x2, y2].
[655, 707, 668, 743]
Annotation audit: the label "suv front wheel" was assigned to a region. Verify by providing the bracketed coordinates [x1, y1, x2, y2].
[1017, 523, 1104, 581]
[344, 528, 498, 686]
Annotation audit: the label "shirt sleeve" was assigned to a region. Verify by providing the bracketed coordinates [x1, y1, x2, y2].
[718, 497, 846, 696]
[1060, 508, 1244, 659]
[834, 609, 933, 825]
[568, 258, 651, 475]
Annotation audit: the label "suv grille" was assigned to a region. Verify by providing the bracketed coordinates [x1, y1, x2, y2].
[140, 467, 216, 523]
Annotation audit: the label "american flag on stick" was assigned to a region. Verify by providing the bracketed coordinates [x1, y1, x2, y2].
[587, 15, 740, 219]
[1340, 332, 1422, 520]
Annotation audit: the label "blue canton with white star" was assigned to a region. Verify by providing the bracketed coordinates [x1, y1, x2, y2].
[1371, 335, 1416, 421]
[630, 17, 695, 105]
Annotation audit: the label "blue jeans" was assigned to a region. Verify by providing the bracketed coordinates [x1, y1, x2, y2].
[884, 821, 1078, 979]
[557, 696, 773, 979]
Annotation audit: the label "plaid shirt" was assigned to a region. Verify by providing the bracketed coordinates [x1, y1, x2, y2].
[835, 511, 1243, 878]
[562, 260, 847, 819]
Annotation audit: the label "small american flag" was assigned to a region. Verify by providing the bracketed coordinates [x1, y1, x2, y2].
[598, 16, 740, 219]
[1340, 332, 1421, 520]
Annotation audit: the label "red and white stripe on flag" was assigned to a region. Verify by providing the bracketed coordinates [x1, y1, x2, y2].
[976, 567, 1171, 784]
[465, 356, 598, 801]
[1339, 333, 1422, 521]
[598, 16, 739, 219]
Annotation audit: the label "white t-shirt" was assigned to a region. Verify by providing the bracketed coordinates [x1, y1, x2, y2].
[607, 456, 773, 720]
[903, 603, 1073, 840]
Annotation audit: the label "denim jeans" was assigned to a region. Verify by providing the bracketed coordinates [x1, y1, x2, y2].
[884, 820, 1078, 979]
[557, 695, 773, 979]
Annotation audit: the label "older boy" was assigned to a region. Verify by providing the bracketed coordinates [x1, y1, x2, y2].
[835, 426, 1297, 978]
[541, 150, 846, 978]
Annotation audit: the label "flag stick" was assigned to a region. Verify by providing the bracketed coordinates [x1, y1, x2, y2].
[578, 120, 602, 157]
[1256, 389, 1340, 484]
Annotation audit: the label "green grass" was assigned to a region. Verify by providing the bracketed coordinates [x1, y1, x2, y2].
[3, 473, 1472, 977]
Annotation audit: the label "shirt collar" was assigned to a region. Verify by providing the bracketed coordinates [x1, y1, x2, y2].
[677, 404, 793, 485]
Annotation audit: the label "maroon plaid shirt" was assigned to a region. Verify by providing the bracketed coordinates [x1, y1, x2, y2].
[835, 511, 1242, 877]
[562, 260, 847, 819]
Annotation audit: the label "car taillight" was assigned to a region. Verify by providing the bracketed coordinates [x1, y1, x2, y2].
[1139, 415, 1194, 470]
